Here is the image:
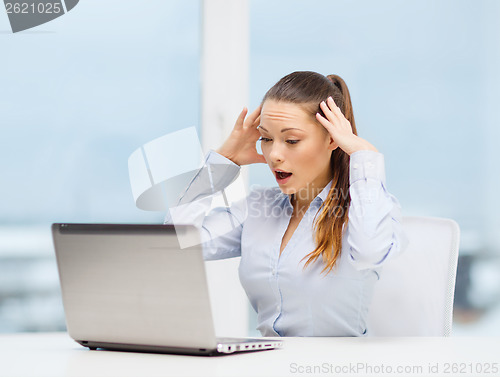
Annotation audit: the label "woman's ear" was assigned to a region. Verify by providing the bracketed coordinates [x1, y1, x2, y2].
[328, 135, 339, 151]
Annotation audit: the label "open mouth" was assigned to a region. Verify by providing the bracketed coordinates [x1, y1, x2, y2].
[275, 170, 292, 180]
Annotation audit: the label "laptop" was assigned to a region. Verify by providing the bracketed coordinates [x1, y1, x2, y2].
[51, 223, 283, 356]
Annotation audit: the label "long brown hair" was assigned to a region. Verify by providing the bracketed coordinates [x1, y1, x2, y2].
[261, 71, 358, 274]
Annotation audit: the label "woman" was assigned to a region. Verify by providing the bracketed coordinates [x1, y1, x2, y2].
[165, 71, 407, 337]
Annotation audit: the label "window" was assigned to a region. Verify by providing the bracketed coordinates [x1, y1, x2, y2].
[0, 0, 201, 332]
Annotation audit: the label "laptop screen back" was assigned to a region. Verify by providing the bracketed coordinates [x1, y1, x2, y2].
[52, 224, 217, 350]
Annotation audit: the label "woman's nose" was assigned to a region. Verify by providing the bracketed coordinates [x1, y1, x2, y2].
[268, 144, 284, 162]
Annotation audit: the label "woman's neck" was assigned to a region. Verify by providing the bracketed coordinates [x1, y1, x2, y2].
[291, 177, 332, 217]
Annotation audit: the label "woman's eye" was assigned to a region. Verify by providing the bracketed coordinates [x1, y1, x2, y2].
[258, 137, 298, 144]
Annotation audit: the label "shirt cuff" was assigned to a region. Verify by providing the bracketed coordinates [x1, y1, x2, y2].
[206, 149, 240, 167]
[349, 150, 386, 185]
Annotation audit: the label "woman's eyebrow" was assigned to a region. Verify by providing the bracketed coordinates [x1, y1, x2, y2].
[258, 126, 305, 133]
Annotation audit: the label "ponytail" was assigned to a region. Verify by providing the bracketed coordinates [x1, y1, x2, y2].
[325, 74, 357, 135]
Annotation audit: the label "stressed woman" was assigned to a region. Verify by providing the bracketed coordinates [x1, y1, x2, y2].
[165, 71, 407, 337]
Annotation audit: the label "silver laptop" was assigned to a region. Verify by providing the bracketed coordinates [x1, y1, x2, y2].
[52, 223, 283, 356]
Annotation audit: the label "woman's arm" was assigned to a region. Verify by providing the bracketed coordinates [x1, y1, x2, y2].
[315, 96, 408, 270]
[165, 104, 265, 260]
[164, 150, 248, 260]
[345, 150, 408, 270]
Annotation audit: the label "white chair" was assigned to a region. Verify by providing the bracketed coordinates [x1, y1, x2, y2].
[367, 216, 460, 336]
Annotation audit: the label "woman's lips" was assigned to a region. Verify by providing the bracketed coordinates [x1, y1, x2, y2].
[275, 170, 293, 184]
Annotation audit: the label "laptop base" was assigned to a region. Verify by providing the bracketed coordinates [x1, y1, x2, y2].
[79, 340, 222, 356]
[77, 338, 282, 356]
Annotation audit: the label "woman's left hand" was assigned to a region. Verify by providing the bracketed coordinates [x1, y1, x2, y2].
[316, 96, 378, 156]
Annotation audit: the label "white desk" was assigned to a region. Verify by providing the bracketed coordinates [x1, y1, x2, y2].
[0, 332, 499, 377]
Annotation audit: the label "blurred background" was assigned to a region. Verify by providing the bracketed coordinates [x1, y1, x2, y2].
[1, 0, 499, 336]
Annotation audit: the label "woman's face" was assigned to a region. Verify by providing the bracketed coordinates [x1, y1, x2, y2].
[258, 100, 337, 199]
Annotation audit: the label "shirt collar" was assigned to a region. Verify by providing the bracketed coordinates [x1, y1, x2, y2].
[317, 178, 334, 203]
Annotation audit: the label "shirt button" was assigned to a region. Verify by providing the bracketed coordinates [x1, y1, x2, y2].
[353, 163, 359, 169]
[276, 305, 280, 311]
[272, 268, 276, 275]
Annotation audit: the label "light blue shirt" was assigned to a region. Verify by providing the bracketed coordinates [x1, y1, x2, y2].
[164, 149, 408, 337]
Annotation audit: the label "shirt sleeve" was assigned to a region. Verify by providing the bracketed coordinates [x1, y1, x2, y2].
[164, 149, 248, 260]
[345, 150, 409, 271]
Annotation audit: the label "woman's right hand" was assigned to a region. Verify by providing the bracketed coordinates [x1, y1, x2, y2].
[215, 105, 267, 166]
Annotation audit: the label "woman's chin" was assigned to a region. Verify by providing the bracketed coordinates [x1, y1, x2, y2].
[279, 187, 296, 196]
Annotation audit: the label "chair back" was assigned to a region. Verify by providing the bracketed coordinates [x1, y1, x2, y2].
[367, 216, 460, 336]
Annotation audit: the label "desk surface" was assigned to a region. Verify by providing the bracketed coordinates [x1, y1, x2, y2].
[0, 332, 499, 377]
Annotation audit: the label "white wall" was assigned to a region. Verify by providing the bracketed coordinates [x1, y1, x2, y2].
[201, 0, 250, 337]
